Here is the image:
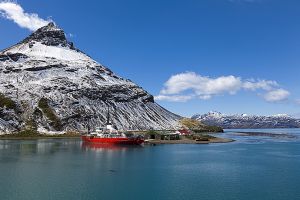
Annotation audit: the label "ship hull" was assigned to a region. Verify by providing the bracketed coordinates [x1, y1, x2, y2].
[81, 135, 144, 145]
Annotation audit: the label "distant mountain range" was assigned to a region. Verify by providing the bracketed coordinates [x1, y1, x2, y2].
[192, 111, 300, 129]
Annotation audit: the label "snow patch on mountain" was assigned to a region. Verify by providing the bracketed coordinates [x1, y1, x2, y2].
[4, 42, 91, 61]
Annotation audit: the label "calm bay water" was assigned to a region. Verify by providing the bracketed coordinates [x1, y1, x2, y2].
[0, 129, 300, 200]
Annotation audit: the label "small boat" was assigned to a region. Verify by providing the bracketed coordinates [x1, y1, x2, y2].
[81, 110, 144, 145]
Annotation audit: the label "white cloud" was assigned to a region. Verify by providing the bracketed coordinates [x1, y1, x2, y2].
[156, 71, 290, 103]
[263, 89, 290, 102]
[243, 80, 278, 91]
[0, 2, 51, 31]
[198, 94, 212, 100]
[160, 72, 242, 96]
[154, 95, 194, 102]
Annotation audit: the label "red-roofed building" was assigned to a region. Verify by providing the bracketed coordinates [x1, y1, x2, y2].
[176, 129, 191, 135]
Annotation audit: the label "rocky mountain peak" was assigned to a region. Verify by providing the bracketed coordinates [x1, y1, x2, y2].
[0, 24, 181, 133]
[22, 22, 74, 49]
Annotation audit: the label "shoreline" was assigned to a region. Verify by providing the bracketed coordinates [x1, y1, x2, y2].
[0, 135, 234, 144]
[145, 137, 234, 144]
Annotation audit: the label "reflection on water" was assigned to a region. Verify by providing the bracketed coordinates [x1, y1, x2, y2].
[81, 142, 143, 152]
[0, 139, 145, 161]
[0, 139, 81, 159]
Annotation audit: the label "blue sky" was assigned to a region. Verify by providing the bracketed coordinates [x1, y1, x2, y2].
[0, 0, 300, 117]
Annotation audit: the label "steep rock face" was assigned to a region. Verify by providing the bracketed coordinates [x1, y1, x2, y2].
[0, 23, 180, 133]
[192, 111, 300, 129]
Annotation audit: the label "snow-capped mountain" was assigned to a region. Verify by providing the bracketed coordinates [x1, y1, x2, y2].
[192, 111, 300, 129]
[0, 23, 181, 134]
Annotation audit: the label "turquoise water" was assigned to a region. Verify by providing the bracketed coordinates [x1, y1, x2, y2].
[0, 129, 300, 200]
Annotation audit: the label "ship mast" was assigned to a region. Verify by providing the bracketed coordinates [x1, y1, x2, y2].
[106, 106, 114, 133]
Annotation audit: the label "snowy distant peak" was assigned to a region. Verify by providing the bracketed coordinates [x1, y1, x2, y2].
[22, 22, 73, 49]
[192, 111, 300, 129]
[207, 111, 223, 117]
[194, 111, 292, 119]
[271, 114, 291, 118]
[208, 111, 222, 115]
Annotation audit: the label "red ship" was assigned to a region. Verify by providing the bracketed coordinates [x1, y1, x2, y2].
[81, 110, 144, 145]
[81, 135, 144, 145]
